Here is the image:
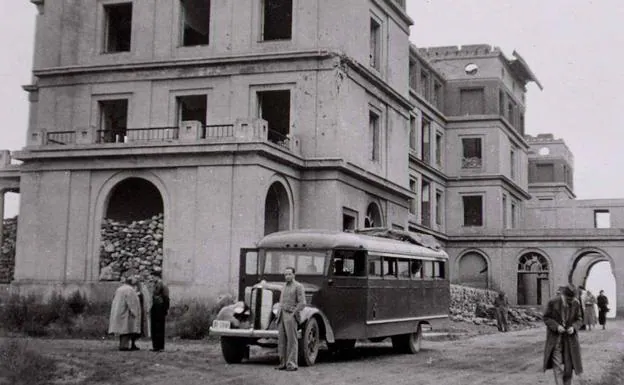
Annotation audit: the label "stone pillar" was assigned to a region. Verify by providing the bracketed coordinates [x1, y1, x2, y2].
[0, 191, 4, 249]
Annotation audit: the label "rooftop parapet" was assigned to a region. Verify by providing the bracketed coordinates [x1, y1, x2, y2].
[418, 45, 501, 58]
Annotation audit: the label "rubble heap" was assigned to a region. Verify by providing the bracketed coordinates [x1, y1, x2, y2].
[450, 284, 543, 328]
[0, 216, 17, 283]
[99, 213, 164, 282]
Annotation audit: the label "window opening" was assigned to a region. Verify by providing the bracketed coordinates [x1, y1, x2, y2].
[333, 250, 366, 277]
[421, 117, 430, 163]
[462, 138, 482, 168]
[258, 90, 290, 145]
[594, 210, 611, 229]
[435, 190, 443, 226]
[463, 195, 483, 227]
[98, 99, 128, 143]
[104, 3, 133, 53]
[517, 253, 550, 305]
[369, 18, 381, 70]
[177, 95, 207, 126]
[369, 111, 380, 162]
[409, 178, 417, 215]
[263, 0, 292, 41]
[180, 0, 211, 46]
[421, 180, 431, 227]
[435, 132, 442, 167]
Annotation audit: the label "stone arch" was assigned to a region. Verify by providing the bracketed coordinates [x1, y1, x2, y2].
[456, 249, 490, 289]
[516, 249, 551, 306]
[568, 247, 615, 287]
[364, 201, 383, 228]
[91, 171, 171, 281]
[263, 176, 293, 236]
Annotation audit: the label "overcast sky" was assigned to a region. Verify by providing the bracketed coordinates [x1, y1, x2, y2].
[2, 1, 624, 217]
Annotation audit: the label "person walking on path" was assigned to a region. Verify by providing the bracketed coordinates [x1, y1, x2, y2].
[582, 290, 597, 331]
[543, 285, 583, 385]
[494, 291, 509, 332]
[150, 272, 170, 351]
[108, 276, 141, 351]
[596, 290, 609, 330]
[275, 267, 306, 372]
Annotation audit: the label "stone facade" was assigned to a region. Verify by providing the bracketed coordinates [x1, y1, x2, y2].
[0, 1, 621, 314]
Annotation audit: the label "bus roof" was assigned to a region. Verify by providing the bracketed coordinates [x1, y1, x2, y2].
[257, 229, 448, 260]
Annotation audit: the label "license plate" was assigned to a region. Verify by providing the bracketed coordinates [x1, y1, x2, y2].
[212, 320, 231, 329]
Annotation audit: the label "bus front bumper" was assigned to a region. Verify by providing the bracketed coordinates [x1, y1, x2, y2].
[209, 327, 279, 339]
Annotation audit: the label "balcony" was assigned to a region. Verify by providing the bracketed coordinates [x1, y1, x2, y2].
[28, 119, 301, 155]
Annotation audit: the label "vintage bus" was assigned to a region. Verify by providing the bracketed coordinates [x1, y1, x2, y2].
[209, 229, 450, 366]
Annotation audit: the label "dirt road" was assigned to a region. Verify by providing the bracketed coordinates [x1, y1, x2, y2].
[6, 320, 623, 385]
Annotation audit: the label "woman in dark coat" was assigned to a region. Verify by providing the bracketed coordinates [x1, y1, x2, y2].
[543, 285, 583, 385]
[150, 276, 170, 351]
[596, 290, 609, 330]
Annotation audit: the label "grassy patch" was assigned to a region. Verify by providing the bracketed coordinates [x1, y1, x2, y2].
[0, 338, 57, 385]
[168, 296, 234, 340]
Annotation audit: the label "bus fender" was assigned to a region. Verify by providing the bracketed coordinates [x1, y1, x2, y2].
[299, 307, 335, 343]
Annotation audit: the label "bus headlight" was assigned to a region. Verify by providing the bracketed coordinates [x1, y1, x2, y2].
[272, 302, 280, 316]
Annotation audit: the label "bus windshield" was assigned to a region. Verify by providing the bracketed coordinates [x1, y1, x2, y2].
[264, 250, 326, 275]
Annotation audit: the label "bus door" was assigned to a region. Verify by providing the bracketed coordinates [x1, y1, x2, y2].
[238, 248, 259, 301]
[318, 249, 368, 339]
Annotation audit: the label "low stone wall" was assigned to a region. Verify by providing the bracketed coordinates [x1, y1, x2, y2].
[450, 284, 543, 328]
[98, 214, 164, 282]
[1, 216, 17, 283]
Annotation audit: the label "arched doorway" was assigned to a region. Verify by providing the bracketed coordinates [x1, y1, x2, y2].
[458, 251, 489, 289]
[364, 203, 382, 228]
[570, 250, 617, 318]
[264, 182, 291, 235]
[517, 252, 550, 305]
[99, 177, 164, 282]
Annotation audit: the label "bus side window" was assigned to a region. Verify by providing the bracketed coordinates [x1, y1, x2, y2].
[397, 259, 410, 279]
[434, 261, 446, 279]
[368, 255, 382, 278]
[411, 260, 423, 279]
[352, 251, 367, 276]
[423, 261, 434, 279]
[384, 258, 398, 279]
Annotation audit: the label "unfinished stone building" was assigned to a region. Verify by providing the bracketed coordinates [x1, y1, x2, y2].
[0, 0, 621, 314]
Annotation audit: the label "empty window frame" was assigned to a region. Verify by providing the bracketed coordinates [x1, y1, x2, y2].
[421, 117, 430, 163]
[435, 132, 443, 167]
[510, 147, 516, 179]
[98, 99, 129, 143]
[502, 195, 508, 229]
[177, 94, 207, 126]
[409, 178, 417, 215]
[435, 190, 443, 226]
[369, 17, 381, 70]
[511, 201, 517, 228]
[342, 208, 357, 231]
[535, 163, 555, 183]
[262, 0, 292, 41]
[409, 116, 417, 151]
[594, 210, 611, 229]
[180, 0, 211, 46]
[460, 88, 485, 115]
[462, 137, 482, 168]
[463, 195, 483, 227]
[421, 180, 431, 227]
[258, 90, 291, 144]
[369, 110, 381, 162]
[103, 3, 133, 53]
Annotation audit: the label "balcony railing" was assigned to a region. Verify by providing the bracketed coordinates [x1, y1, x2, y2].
[46, 131, 76, 145]
[27, 119, 301, 155]
[96, 127, 179, 143]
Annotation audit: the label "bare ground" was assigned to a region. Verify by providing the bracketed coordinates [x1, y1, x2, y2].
[2, 320, 622, 385]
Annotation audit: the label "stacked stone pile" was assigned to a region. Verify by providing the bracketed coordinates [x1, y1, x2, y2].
[0, 216, 17, 283]
[99, 213, 164, 282]
[450, 284, 543, 328]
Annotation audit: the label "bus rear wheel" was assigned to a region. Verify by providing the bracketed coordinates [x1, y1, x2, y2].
[391, 324, 422, 354]
[298, 318, 320, 366]
[221, 337, 247, 363]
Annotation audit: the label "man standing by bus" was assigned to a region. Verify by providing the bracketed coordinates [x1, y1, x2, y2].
[275, 267, 306, 371]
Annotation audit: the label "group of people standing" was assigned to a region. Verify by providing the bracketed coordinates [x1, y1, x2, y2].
[108, 272, 170, 352]
[576, 286, 610, 331]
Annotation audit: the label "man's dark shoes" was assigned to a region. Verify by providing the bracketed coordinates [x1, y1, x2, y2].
[275, 366, 287, 370]
[119, 347, 130, 351]
[285, 367, 298, 371]
[130, 346, 140, 351]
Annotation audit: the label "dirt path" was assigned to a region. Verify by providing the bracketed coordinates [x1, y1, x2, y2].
[5, 320, 623, 385]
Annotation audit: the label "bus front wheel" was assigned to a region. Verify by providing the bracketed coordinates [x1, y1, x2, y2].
[391, 324, 422, 354]
[298, 318, 320, 366]
[221, 337, 247, 363]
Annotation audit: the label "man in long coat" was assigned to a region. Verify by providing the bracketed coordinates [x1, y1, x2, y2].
[543, 285, 583, 385]
[108, 276, 141, 351]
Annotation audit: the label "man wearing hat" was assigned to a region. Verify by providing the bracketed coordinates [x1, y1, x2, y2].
[543, 285, 583, 385]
